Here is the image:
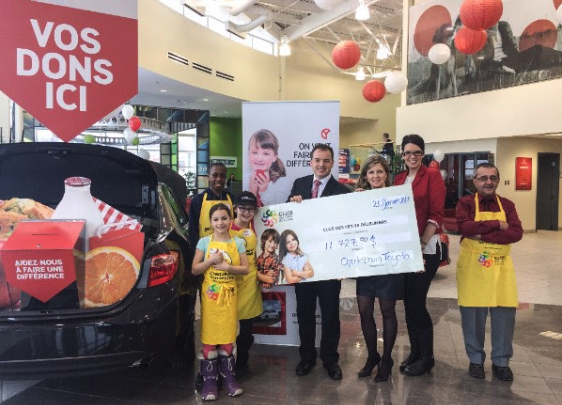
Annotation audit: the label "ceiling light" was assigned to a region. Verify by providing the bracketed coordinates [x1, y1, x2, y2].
[355, 67, 365, 81]
[160, 89, 167, 92]
[279, 35, 291, 56]
[376, 46, 391, 60]
[355, 0, 370, 21]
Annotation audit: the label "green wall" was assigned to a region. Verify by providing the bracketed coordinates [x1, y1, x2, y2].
[210, 117, 243, 181]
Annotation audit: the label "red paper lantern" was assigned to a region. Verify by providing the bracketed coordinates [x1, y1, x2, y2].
[429, 160, 440, 170]
[128, 116, 142, 132]
[460, 0, 503, 31]
[454, 27, 487, 55]
[362, 80, 386, 103]
[332, 41, 361, 70]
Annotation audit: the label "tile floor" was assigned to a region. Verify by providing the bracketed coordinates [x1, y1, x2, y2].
[1, 231, 561, 404]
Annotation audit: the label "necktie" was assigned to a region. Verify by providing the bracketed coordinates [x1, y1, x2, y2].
[312, 180, 321, 198]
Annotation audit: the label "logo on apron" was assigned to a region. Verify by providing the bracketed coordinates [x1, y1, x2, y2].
[478, 251, 492, 268]
[206, 284, 221, 300]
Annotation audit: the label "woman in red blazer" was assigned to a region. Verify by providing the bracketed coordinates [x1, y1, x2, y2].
[393, 134, 446, 377]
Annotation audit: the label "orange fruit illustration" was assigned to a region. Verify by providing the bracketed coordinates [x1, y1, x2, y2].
[76, 247, 140, 308]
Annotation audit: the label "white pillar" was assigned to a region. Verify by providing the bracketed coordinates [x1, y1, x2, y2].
[0, 91, 9, 144]
[14, 103, 24, 143]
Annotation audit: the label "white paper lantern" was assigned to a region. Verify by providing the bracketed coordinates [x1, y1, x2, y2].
[384, 72, 409, 94]
[428, 43, 451, 65]
[314, 0, 341, 10]
[122, 104, 135, 120]
[123, 127, 136, 143]
[138, 149, 150, 160]
[433, 149, 445, 163]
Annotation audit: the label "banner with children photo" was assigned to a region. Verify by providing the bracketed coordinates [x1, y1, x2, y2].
[242, 101, 340, 207]
[243, 101, 339, 346]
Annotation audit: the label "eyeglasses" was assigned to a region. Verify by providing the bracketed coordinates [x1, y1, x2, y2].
[236, 206, 255, 213]
[403, 151, 423, 157]
[475, 175, 499, 182]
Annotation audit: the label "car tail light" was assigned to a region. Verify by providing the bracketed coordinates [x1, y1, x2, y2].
[147, 251, 179, 288]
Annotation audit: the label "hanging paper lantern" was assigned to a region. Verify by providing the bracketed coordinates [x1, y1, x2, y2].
[332, 41, 361, 70]
[384, 71, 409, 94]
[454, 27, 487, 55]
[362, 80, 386, 103]
[122, 104, 135, 120]
[460, 0, 503, 31]
[128, 116, 142, 132]
[314, 0, 341, 10]
[428, 43, 451, 64]
[433, 149, 445, 163]
[429, 160, 440, 170]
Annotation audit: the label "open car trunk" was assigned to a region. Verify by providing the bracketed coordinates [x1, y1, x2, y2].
[0, 143, 160, 314]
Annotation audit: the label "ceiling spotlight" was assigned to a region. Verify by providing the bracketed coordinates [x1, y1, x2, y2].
[355, 67, 366, 81]
[376, 46, 391, 60]
[355, 0, 370, 21]
[279, 35, 291, 56]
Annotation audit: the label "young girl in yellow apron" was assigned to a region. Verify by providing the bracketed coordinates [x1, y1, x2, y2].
[192, 203, 248, 401]
[456, 195, 518, 307]
[229, 191, 264, 378]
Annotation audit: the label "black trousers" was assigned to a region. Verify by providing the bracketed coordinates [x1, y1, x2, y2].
[404, 246, 441, 331]
[294, 279, 341, 365]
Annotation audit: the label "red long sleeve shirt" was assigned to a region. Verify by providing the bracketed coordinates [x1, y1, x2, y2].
[455, 194, 523, 245]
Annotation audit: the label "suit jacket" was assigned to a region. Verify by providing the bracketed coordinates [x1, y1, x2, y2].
[287, 174, 351, 201]
[394, 165, 445, 237]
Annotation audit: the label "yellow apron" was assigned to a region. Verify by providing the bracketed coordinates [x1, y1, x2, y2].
[456, 195, 518, 307]
[230, 225, 263, 320]
[200, 235, 239, 345]
[199, 192, 233, 238]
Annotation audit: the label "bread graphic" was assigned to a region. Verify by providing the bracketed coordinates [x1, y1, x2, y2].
[0, 211, 27, 239]
[0, 198, 54, 220]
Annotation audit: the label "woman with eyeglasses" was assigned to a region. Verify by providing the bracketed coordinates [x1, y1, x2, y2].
[393, 134, 446, 377]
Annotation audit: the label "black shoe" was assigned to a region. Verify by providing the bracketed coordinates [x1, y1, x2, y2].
[399, 352, 419, 372]
[374, 358, 394, 383]
[357, 352, 381, 377]
[324, 363, 343, 380]
[235, 363, 248, 380]
[404, 356, 435, 376]
[296, 361, 316, 376]
[492, 365, 513, 381]
[468, 363, 485, 379]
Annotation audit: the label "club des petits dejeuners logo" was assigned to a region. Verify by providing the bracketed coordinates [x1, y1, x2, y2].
[261, 209, 279, 227]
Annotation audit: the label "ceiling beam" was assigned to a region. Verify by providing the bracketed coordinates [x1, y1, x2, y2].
[258, 0, 322, 14]
[284, 0, 381, 42]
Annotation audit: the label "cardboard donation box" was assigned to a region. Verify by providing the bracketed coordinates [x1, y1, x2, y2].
[1, 221, 85, 303]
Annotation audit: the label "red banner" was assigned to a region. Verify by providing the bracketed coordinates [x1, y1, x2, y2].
[0, 0, 138, 142]
[515, 157, 532, 191]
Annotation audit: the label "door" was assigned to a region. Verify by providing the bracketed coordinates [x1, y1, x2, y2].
[536, 153, 560, 231]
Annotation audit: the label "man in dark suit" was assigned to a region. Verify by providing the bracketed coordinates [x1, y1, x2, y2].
[287, 143, 351, 380]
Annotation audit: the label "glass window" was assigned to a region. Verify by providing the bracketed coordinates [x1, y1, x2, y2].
[252, 36, 274, 54]
[159, 0, 184, 14]
[183, 6, 207, 26]
[208, 17, 230, 38]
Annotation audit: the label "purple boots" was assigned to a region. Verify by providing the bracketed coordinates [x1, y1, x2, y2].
[218, 355, 243, 397]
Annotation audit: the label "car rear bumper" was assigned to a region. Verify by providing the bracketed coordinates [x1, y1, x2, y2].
[0, 351, 147, 380]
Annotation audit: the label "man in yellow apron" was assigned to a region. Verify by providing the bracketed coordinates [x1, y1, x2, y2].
[456, 163, 523, 382]
[188, 163, 234, 255]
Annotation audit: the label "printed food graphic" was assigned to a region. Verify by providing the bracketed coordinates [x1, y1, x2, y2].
[0, 198, 54, 238]
[76, 246, 140, 308]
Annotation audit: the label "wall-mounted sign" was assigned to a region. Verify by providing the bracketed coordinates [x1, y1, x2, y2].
[515, 157, 532, 191]
[210, 156, 237, 168]
[0, 0, 138, 142]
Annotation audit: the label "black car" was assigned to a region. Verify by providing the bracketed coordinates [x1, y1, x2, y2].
[0, 142, 196, 379]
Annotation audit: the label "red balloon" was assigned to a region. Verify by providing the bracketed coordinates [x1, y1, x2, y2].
[128, 116, 141, 132]
[460, 0, 503, 31]
[429, 160, 440, 170]
[454, 27, 487, 55]
[332, 41, 361, 70]
[362, 80, 386, 103]
[354, 164, 361, 172]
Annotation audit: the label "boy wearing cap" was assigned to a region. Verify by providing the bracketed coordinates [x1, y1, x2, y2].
[229, 191, 264, 378]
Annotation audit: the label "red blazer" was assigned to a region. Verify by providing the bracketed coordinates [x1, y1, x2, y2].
[394, 165, 446, 237]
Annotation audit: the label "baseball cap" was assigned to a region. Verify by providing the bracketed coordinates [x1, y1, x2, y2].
[234, 191, 258, 207]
